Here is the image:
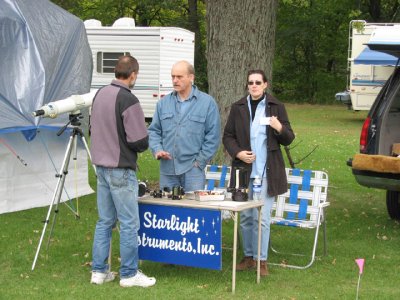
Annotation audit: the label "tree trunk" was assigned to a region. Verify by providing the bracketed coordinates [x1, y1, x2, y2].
[368, 0, 381, 21]
[188, 0, 207, 90]
[206, 0, 277, 126]
[206, 0, 277, 162]
[188, 0, 201, 59]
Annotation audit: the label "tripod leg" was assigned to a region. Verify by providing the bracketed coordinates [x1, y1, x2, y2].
[80, 134, 96, 175]
[32, 133, 75, 270]
[108, 236, 112, 272]
[72, 132, 78, 160]
[47, 135, 78, 249]
[46, 205, 60, 252]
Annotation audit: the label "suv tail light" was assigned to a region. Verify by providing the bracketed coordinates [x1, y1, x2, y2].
[360, 116, 371, 153]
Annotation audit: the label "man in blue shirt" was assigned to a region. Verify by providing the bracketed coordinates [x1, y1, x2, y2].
[148, 60, 221, 192]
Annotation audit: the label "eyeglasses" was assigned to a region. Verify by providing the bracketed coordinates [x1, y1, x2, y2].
[247, 81, 263, 86]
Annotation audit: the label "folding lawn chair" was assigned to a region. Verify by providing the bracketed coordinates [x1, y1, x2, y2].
[205, 164, 231, 191]
[269, 168, 329, 269]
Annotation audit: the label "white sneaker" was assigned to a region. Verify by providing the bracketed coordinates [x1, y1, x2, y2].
[120, 270, 156, 288]
[90, 271, 115, 285]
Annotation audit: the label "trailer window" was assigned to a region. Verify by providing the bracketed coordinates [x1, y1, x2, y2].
[96, 52, 130, 74]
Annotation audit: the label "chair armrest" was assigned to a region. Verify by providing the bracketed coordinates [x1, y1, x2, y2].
[318, 202, 330, 208]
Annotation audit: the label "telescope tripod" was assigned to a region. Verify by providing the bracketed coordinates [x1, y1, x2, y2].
[32, 114, 95, 270]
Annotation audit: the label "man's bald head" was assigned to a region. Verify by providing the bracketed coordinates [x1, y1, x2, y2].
[171, 60, 195, 99]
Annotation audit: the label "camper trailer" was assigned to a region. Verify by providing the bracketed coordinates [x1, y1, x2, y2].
[84, 18, 195, 121]
[336, 20, 400, 110]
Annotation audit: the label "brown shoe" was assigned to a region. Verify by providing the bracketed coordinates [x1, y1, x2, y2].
[236, 256, 256, 271]
[259, 260, 269, 276]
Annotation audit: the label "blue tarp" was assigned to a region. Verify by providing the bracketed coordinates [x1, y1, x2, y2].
[0, 0, 92, 134]
[354, 47, 399, 66]
[0, 0, 94, 214]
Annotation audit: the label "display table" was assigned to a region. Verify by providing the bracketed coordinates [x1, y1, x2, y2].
[138, 196, 264, 293]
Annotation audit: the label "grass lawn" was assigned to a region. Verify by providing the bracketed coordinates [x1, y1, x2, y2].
[1, 104, 399, 299]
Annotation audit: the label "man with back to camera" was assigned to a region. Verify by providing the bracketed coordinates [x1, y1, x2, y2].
[90, 55, 156, 288]
[148, 60, 221, 192]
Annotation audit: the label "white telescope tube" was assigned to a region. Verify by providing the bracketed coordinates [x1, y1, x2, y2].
[32, 90, 97, 118]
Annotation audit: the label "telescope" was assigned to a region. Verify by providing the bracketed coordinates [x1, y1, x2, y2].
[30, 90, 97, 270]
[32, 91, 97, 118]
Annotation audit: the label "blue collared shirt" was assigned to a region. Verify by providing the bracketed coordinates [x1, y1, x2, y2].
[247, 95, 268, 179]
[148, 85, 221, 175]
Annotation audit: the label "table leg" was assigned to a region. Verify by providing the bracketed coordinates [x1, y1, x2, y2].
[232, 211, 238, 294]
[257, 207, 261, 283]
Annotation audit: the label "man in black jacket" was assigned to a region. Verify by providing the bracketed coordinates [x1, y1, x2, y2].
[90, 55, 155, 288]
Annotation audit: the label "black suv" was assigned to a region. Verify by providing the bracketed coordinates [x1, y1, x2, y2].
[348, 43, 400, 220]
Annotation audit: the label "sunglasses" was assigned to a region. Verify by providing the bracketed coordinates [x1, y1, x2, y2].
[247, 81, 263, 86]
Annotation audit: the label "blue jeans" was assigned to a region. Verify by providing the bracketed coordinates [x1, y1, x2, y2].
[240, 177, 274, 261]
[92, 166, 140, 278]
[160, 164, 205, 192]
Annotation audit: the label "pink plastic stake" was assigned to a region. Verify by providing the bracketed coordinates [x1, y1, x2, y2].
[355, 258, 365, 274]
[355, 258, 365, 300]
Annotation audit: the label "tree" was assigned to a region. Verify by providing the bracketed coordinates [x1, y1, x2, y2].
[188, 0, 208, 91]
[206, 0, 278, 131]
[358, 0, 400, 22]
[273, 0, 355, 104]
[51, 0, 399, 108]
[272, 0, 399, 105]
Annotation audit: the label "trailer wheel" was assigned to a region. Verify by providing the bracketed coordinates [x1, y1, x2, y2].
[386, 191, 400, 220]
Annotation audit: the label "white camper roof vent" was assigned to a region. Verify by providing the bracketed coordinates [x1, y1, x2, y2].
[83, 19, 102, 28]
[112, 17, 136, 28]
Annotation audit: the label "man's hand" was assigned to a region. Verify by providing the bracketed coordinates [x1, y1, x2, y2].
[155, 150, 172, 160]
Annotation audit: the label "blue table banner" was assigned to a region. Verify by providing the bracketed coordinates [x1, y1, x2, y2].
[138, 203, 222, 270]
